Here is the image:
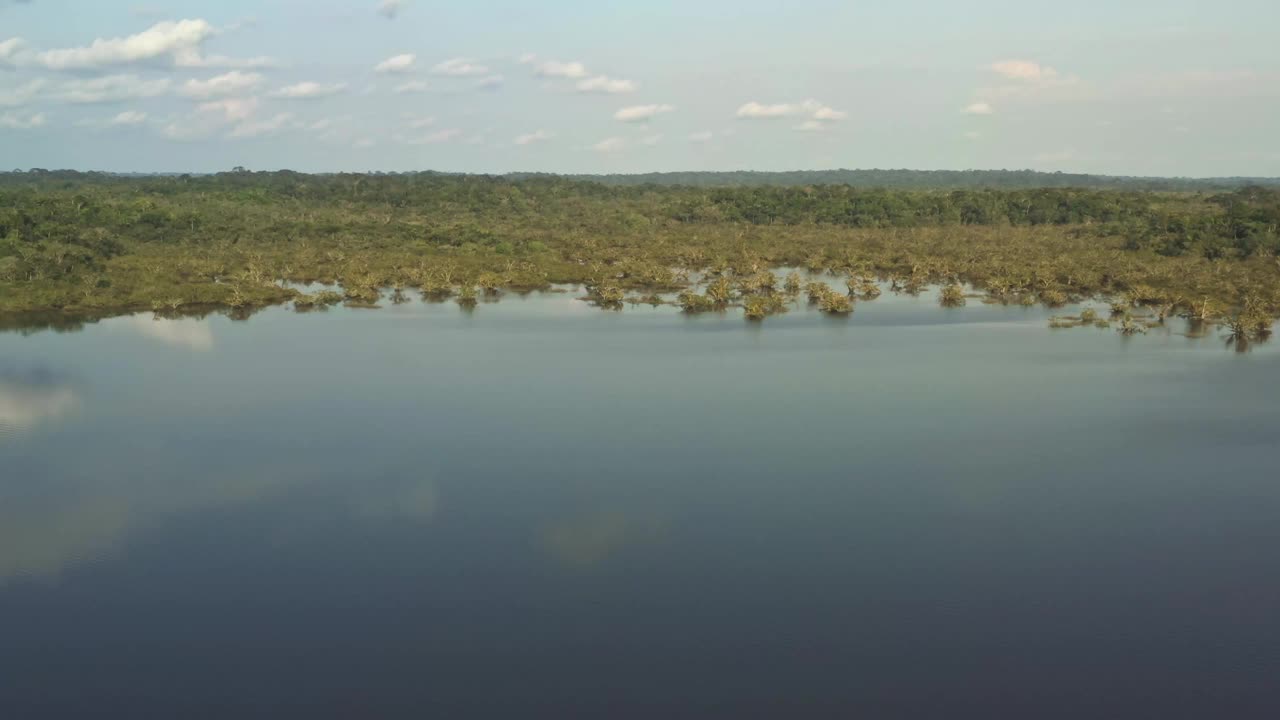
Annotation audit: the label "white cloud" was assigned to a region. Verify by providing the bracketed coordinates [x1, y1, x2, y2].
[962, 101, 994, 115]
[688, 131, 714, 143]
[178, 71, 263, 99]
[59, 74, 170, 104]
[35, 19, 269, 71]
[793, 120, 824, 132]
[377, 0, 405, 19]
[197, 97, 258, 122]
[0, 37, 25, 67]
[199, 54, 274, 70]
[536, 60, 588, 79]
[577, 75, 636, 94]
[405, 128, 461, 144]
[375, 53, 416, 73]
[269, 81, 347, 99]
[109, 110, 147, 126]
[393, 80, 429, 94]
[432, 57, 489, 77]
[990, 60, 1059, 82]
[736, 101, 799, 118]
[476, 74, 504, 90]
[517, 53, 537, 65]
[614, 104, 673, 122]
[164, 97, 272, 141]
[812, 106, 846, 121]
[640, 134, 663, 146]
[0, 111, 46, 129]
[515, 129, 553, 145]
[403, 113, 435, 129]
[0, 78, 44, 107]
[229, 112, 294, 139]
[737, 99, 845, 122]
[592, 137, 625, 152]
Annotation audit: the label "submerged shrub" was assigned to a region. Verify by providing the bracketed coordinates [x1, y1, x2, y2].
[1040, 289, 1068, 307]
[939, 283, 966, 307]
[476, 272, 503, 296]
[677, 290, 714, 313]
[738, 271, 776, 295]
[742, 294, 787, 321]
[1187, 297, 1218, 322]
[1223, 296, 1274, 344]
[783, 271, 803, 296]
[818, 290, 853, 315]
[1117, 312, 1147, 335]
[805, 281, 829, 303]
[705, 276, 734, 305]
[590, 284, 626, 309]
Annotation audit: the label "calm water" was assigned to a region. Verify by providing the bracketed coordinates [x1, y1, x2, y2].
[2, 287, 1279, 718]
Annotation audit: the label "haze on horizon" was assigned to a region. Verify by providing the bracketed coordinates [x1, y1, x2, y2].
[1, 0, 1277, 177]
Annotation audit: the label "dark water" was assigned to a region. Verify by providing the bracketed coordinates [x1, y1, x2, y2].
[2, 288, 1279, 718]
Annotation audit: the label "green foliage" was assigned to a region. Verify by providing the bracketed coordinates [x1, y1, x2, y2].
[677, 290, 715, 313]
[783, 271, 802, 296]
[0, 172, 1277, 328]
[588, 284, 626, 309]
[940, 283, 967, 308]
[742, 294, 787, 321]
[817, 290, 854, 315]
[704, 276, 734, 305]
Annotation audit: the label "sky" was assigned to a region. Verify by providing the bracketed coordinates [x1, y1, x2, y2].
[1, 0, 1278, 176]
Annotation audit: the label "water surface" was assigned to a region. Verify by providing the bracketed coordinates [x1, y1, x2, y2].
[2, 289, 1278, 718]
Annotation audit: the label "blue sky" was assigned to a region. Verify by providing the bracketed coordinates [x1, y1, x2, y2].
[1, 0, 1277, 175]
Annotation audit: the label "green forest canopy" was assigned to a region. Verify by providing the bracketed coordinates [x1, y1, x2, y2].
[1, 169, 1278, 324]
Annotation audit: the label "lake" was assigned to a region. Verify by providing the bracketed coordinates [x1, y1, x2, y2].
[2, 286, 1278, 718]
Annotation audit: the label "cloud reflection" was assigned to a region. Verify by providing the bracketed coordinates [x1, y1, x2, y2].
[541, 511, 667, 569]
[0, 458, 441, 584]
[0, 374, 79, 436]
[0, 459, 309, 583]
[121, 313, 214, 351]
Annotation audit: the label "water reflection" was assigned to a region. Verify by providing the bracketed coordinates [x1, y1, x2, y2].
[354, 479, 439, 522]
[0, 461, 316, 584]
[118, 313, 214, 351]
[0, 369, 79, 438]
[542, 512, 667, 569]
[2, 289, 1279, 716]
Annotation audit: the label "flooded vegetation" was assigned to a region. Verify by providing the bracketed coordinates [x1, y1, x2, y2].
[2, 172, 1278, 345]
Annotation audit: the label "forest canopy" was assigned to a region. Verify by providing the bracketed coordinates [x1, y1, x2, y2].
[1, 170, 1278, 324]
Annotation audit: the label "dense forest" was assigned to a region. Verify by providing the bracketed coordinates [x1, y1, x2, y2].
[7, 168, 1280, 191]
[1, 170, 1278, 336]
[520, 169, 1280, 191]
